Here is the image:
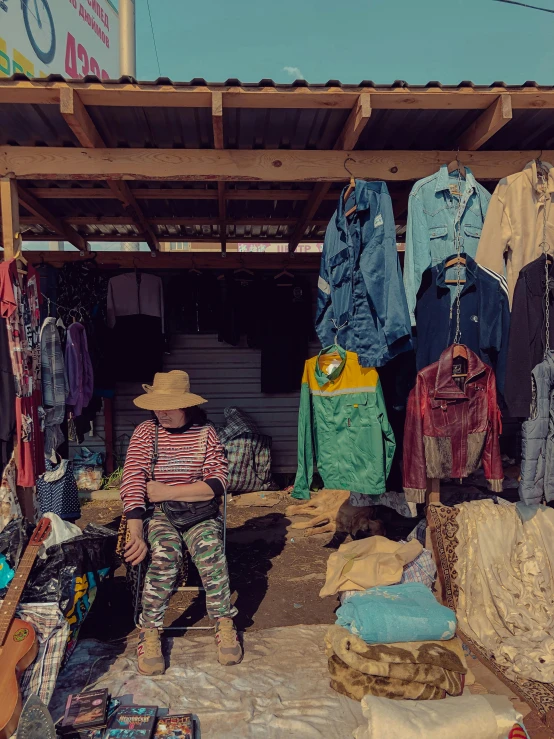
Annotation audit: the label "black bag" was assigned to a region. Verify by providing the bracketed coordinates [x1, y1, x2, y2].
[150, 420, 219, 532]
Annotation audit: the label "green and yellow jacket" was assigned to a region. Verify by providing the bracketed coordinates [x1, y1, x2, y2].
[292, 346, 395, 499]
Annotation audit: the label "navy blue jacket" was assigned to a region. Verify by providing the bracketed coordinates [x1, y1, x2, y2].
[316, 180, 412, 368]
[415, 255, 510, 394]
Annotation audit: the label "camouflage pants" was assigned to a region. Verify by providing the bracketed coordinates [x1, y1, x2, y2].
[140, 508, 237, 628]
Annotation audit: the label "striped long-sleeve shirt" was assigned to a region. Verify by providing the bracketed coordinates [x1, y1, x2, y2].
[120, 420, 228, 518]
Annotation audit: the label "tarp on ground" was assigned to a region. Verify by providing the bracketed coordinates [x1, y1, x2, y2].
[49, 624, 364, 738]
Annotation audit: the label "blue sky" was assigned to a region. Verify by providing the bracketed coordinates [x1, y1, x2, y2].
[134, 0, 554, 84]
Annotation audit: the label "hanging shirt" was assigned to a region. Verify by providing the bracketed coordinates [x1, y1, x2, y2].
[316, 180, 412, 368]
[476, 160, 554, 306]
[65, 323, 94, 418]
[505, 254, 554, 417]
[292, 346, 396, 500]
[415, 255, 510, 394]
[404, 165, 491, 325]
[0, 260, 42, 397]
[107, 272, 164, 330]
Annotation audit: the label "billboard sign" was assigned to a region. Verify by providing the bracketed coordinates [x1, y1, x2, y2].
[0, 0, 119, 80]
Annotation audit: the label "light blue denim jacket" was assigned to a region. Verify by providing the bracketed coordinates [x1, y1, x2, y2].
[316, 180, 412, 368]
[403, 165, 491, 325]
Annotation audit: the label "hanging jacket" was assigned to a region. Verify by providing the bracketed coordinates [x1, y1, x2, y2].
[292, 346, 396, 500]
[476, 160, 554, 305]
[65, 323, 94, 418]
[415, 255, 510, 394]
[519, 353, 554, 506]
[403, 345, 503, 504]
[316, 181, 412, 368]
[404, 165, 491, 325]
[505, 254, 554, 418]
[41, 317, 69, 426]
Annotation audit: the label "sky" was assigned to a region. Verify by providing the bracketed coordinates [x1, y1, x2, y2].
[133, 0, 554, 85]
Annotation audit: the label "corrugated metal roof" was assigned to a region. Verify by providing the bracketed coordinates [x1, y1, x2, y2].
[1, 76, 553, 246]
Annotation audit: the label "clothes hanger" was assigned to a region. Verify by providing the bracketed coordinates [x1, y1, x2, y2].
[274, 267, 294, 286]
[452, 344, 468, 379]
[444, 253, 467, 284]
[189, 258, 202, 275]
[13, 248, 28, 275]
[233, 258, 253, 277]
[343, 157, 357, 218]
[447, 149, 466, 179]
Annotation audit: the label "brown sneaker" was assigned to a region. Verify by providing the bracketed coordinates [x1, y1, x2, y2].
[137, 628, 165, 676]
[215, 618, 243, 666]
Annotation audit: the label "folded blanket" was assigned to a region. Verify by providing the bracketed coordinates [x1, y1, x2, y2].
[336, 582, 456, 643]
[328, 654, 447, 701]
[353, 694, 524, 739]
[325, 626, 466, 694]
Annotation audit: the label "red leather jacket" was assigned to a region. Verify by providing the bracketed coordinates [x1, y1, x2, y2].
[403, 345, 503, 503]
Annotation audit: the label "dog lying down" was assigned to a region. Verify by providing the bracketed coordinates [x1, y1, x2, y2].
[285, 489, 384, 537]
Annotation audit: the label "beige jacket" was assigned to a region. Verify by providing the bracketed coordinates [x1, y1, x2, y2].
[476, 160, 554, 305]
[319, 536, 423, 598]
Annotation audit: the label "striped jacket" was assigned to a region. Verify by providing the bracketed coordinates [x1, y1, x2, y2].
[292, 347, 395, 500]
[120, 420, 228, 517]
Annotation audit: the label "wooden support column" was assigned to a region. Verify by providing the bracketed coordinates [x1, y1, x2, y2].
[458, 94, 513, 151]
[59, 86, 159, 252]
[212, 92, 227, 254]
[0, 177, 21, 259]
[288, 94, 372, 252]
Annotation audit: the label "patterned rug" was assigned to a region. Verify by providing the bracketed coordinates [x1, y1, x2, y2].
[427, 503, 554, 723]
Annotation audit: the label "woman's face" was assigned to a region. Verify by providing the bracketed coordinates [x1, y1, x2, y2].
[154, 409, 186, 428]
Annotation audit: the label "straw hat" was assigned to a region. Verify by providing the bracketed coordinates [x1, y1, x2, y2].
[133, 370, 207, 411]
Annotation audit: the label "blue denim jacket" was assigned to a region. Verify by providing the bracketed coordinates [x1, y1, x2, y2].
[316, 180, 412, 368]
[404, 165, 491, 325]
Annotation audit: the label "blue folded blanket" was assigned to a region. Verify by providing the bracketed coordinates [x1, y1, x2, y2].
[335, 582, 457, 644]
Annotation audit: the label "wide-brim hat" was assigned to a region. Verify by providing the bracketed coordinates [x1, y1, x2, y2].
[133, 370, 207, 411]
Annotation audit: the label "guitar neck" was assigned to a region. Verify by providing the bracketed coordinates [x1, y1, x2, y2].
[0, 545, 40, 646]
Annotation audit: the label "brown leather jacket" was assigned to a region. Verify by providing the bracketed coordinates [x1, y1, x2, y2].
[403, 345, 503, 503]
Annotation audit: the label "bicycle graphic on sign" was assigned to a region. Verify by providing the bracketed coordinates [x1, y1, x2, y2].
[0, 0, 56, 65]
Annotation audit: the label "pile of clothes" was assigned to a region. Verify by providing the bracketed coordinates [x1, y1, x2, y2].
[320, 535, 464, 703]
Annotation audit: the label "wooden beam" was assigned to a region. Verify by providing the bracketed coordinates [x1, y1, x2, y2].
[30, 187, 338, 201]
[2, 80, 554, 110]
[19, 234, 323, 244]
[25, 251, 323, 270]
[212, 92, 227, 253]
[334, 94, 372, 150]
[0, 177, 21, 259]
[289, 94, 372, 251]
[18, 216, 325, 226]
[58, 87, 159, 251]
[458, 94, 513, 151]
[2, 147, 550, 182]
[59, 86, 105, 149]
[17, 185, 89, 252]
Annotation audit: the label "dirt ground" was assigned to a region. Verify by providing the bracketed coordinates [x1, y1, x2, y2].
[78, 494, 416, 641]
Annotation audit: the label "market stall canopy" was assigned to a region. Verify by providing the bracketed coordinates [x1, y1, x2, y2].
[0, 75, 553, 255]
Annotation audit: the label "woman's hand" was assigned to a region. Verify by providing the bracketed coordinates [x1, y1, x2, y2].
[124, 518, 148, 566]
[146, 480, 173, 503]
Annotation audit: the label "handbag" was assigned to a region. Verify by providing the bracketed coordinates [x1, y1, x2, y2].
[151, 420, 219, 532]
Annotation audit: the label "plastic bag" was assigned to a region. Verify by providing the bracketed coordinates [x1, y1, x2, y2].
[0, 520, 117, 661]
[73, 447, 104, 491]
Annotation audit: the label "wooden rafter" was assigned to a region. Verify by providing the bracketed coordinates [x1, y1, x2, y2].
[212, 92, 226, 253]
[288, 93, 372, 252]
[458, 94, 513, 151]
[18, 216, 327, 226]
[3, 147, 549, 182]
[28, 187, 339, 201]
[2, 80, 554, 110]
[18, 184, 89, 252]
[59, 86, 159, 252]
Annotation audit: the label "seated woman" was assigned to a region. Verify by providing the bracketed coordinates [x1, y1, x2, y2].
[120, 370, 242, 676]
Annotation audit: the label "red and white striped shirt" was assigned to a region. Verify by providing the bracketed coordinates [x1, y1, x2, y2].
[120, 420, 228, 515]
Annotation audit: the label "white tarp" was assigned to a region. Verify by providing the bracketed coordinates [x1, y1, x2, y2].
[50, 624, 364, 738]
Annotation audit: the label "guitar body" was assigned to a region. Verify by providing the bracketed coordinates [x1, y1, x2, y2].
[0, 618, 38, 739]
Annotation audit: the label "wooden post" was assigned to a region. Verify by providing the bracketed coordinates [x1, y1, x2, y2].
[0, 176, 21, 259]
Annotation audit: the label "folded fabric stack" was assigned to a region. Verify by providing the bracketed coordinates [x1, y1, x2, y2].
[325, 625, 467, 702]
[336, 582, 456, 644]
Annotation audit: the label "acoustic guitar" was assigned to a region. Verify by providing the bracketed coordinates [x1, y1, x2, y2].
[0, 517, 52, 739]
